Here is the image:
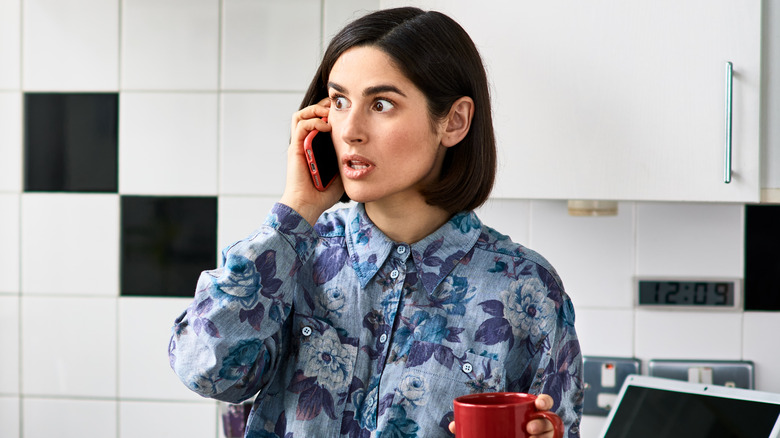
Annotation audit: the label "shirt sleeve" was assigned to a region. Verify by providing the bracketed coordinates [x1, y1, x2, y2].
[530, 281, 584, 436]
[168, 203, 318, 403]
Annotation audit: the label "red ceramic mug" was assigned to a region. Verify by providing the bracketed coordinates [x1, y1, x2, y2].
[453, 392, 564, 438]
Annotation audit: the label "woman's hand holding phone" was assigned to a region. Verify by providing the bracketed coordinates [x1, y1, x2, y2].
[280, 98, 344, 226]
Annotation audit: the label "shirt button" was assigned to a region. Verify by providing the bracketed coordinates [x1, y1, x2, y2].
[390, 269, 399, 279]
[397, 246, 406, 254]
[379, 333, 388, 343]
[301, 326, 312, 337]
[462, 362, 473, 373]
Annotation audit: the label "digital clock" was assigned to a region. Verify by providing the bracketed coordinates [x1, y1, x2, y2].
[635, 277, 742, 310]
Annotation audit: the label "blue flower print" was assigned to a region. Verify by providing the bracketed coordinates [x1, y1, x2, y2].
[351, 386, 379, 430]
[350, 215, 373, 246]
[263, 212, 281, 230]
[220, 338, 264, 380]
[247, 411, 292, 438]
[500, 278, 556, 341]
[355, 254, 379, 282]
[465, 357, 503, 393]
[449, 211, 481, 234]
[394, 311, 449, 359]
[376, 405, 419, 438]
[395, 373, 428, 408]
[313, 244, 348, 285]
[187, 372, 217, 395]
[300, 329, 356, 391]
[168, 337, 177, 368]
[213, 254, 261, 308]
[542, 338, 582, 414]
[427, 275, 476, 315]
[190, 297, 221, 338]
[317, 287, 347, 316]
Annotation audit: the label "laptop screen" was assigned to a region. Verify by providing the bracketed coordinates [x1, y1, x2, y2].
[602, 376, 780, 438]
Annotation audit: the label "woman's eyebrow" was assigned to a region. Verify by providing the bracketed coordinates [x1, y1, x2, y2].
[327, 81, 346, 93]
[327, 81, 406, 98]
[363, 84, 406, 98]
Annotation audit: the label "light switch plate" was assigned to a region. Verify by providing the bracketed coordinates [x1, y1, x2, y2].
[648, 359, 754, 389]
[583, 356, 641, 416]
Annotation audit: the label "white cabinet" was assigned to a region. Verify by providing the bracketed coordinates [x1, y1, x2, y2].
[383, 0, 762, 202]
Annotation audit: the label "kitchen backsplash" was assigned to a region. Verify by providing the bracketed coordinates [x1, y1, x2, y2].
[1, 1, 778, 438]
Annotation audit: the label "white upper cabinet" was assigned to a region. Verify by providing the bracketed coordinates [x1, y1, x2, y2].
[387, 0, 762, 202]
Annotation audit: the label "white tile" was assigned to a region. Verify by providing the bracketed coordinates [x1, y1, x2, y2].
[22, 0, 118, 91]
[0, 0, 20, 89]
[575, 309, 634, 358]
[0, 296, 19, 394]
[220, 93, 301, 196]
[20, 193, 119, 295]
[743, 312, 780, 393]
[0, 93, 22, 192]
[530, 200, 636, 308]
[636, 202, 743, 277]
[634, 310, 743, 361]
[0, 194, 20, 293]
[119, 93, 218, 195]
[222, 0, 321, 91]
[475, 198, 530, 246]
[119, 297, 206, 401]
[0, 396, 20, 438]
[23, 397, 116, 438]
[120, 400, 217, 438]
[122, 0, 218, 90]
[218, 196, 278, 259]
[323, 0, 379, 44]
[21, 296, 117, 397]
[580, 415, 607, 438]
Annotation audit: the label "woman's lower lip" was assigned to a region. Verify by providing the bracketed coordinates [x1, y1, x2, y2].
[342, 163, 374, 179]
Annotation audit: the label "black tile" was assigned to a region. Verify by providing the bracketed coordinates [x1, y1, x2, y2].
[121, 196, 218, 297]
[744, 204, 780, 311]
[24, 93, 118, 192]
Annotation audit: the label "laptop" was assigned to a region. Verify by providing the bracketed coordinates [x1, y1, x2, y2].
[599, 375, 780, 438]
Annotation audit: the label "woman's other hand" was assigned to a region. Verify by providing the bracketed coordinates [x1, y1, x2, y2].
[448, 394, 557, 438]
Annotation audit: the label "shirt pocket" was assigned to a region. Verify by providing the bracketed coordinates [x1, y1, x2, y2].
[396, 340, 506, 407]
[287, 314, 358, 421]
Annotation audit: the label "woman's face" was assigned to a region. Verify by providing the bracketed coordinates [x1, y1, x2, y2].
[326, 46, 448, 207]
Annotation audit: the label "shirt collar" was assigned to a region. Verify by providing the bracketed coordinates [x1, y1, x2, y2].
[344, 204, 482, 294]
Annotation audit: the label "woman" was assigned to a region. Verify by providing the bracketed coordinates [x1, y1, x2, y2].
[170, 7, 583, 438]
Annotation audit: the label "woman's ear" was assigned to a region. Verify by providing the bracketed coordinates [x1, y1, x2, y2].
[441, 96, 474, 147]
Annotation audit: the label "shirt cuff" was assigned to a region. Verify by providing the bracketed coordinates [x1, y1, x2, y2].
[263, 202, 318, 262]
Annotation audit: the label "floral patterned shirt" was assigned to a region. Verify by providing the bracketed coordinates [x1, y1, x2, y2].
[169, 203, 583, 438]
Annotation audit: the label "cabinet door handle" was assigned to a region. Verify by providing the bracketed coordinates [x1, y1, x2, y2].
[724, 61, 733, 184]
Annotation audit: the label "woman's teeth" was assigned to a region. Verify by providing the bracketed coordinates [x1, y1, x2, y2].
[349, 161, 369, 169]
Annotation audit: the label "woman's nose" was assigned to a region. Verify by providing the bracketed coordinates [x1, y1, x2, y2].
[339, 110, 367, 145]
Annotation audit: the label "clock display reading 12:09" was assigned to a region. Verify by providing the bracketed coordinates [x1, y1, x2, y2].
[638, 280, 735, 307]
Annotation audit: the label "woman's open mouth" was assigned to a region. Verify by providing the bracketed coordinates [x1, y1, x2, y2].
[342, 155, 374, 178]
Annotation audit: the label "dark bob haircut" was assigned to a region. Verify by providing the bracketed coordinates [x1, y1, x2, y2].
[300, 7, 496, 214]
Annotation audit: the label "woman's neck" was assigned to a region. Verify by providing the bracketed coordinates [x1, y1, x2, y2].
[364, 197, 451, 244]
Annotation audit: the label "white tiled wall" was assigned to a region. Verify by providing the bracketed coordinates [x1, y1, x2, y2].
[22, 0, 119, 91]
[1, 2, 778, 438]
[118, 92, 220, 195]
[121, 0, 219, 90]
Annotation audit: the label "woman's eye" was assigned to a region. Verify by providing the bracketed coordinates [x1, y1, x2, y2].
[372, 99, 394, 113]
[332, 96, 350, 110]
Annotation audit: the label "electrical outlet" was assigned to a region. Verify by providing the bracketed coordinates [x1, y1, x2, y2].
[583, 356, 641, 416]
[648, 359, 754, 389]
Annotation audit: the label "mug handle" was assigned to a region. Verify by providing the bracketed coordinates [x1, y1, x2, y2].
[529, 410, 564, 438]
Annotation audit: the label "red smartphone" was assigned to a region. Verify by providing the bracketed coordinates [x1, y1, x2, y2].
[303, 121, 339, 191]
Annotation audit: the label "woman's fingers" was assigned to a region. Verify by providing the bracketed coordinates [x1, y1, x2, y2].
[291, 97, 331, 133]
